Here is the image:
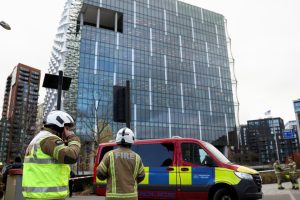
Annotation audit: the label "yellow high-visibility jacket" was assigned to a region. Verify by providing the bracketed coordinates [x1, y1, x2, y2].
[22, 130, 70, 199]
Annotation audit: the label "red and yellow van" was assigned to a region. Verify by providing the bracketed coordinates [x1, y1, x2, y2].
[93, 137, 262, 200]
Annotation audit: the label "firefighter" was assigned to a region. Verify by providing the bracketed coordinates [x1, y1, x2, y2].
[97, 127, 145, 200]
[287, 157, 299, 190]
[22, 110, 81, 199]
[273, 160, 285, 189]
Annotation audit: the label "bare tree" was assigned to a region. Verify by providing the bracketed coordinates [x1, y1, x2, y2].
[76, 95, 113, 173]
[77, 97, 113, 146]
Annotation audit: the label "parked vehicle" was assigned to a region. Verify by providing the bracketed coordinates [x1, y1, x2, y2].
[94, 137, 262, 200]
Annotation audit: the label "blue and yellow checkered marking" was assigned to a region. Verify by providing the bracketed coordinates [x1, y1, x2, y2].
[140, 167, 175, 185]
[192, 166, 214, 185]
[140, 166, 215, 186]
[98, 166, 239, 187]
[140, 167, 149, 184]
[149, 167, 170, 184]
[179, 166, 192, 185]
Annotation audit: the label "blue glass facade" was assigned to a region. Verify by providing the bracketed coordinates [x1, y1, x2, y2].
[75, 0, 236, 145]
[46, 0, 236, 146]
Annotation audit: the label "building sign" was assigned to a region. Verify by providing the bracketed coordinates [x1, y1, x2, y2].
[282, 129, 296, 139]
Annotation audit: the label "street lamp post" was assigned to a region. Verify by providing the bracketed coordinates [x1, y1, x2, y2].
[272, 119, 280, 162]
[0, 21, 11, 30]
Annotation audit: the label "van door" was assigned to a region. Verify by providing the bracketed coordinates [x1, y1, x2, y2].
[135, 143, 177, 199]
[178, 142, 215, 200]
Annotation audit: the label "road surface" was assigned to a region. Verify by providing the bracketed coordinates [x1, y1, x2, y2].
[68, 180, 300, 200]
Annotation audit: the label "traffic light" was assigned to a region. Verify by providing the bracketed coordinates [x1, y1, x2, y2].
[113, 86, 126, 122]
[113, 81, 131, 127]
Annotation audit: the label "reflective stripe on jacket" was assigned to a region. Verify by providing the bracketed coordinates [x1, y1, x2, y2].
[288, 161, 297, 174]
[22, 130, 70, 199]
[97, 147, 145, 200]
[273, 163, 283, 174]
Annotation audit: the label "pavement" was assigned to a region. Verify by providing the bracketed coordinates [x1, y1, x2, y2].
[67, 180, 300, 200]
[262, 180, 300, 200]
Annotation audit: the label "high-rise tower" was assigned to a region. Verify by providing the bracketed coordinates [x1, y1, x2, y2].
[44, 0, 236, 148]
[0, 63, 40, 162]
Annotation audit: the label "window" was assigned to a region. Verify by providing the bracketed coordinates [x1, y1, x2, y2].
[181, 143, 215, 166]
[79, 4, 123, 33]
[99, 143, 174, 167]
[134, 143, 174, 167]
[100, 8, 123, 32]
[182, 143, 201, 164]
[82, 4, 98, 27]
[99, 146, 116, 163]
[203, 141, 229, 164]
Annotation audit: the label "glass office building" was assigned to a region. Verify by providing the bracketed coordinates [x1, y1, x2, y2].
[293, 99, 300, 146]
[44, 0, 236, 147]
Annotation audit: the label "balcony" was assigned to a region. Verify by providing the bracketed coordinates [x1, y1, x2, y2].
[32, 97, 38, 101]
[20, 71, 29, 77]
[32, 71, 40, 76]
[20, 67, 29, 73]
[31, 73, 39, 78]
[30, 79, 39, 84]
[16, 92, 23, 97]
[19, 76, 29, 81]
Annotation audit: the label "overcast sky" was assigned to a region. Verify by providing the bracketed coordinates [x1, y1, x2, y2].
[1, 0, 300, 125]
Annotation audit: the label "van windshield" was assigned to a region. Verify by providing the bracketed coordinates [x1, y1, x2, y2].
[203, 142, 230, 164]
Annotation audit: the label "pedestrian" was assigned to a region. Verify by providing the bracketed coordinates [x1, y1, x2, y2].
[2, 156, 23, 192]
[22, 110, 81, 199]
[69, 170, 75, 197]
[273, 160, 285, 189]
[97, 127, 145, 200]
[287, 157, 299, 190]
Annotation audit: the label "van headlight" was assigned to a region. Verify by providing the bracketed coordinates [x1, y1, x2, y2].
[234, 172, 253, 180]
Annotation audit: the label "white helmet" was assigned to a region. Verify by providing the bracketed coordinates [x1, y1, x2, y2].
[45, 110, 74, 128]
[115, 127, 135, 144]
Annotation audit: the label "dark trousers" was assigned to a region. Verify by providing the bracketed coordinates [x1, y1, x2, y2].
[69, 180, 74, 197]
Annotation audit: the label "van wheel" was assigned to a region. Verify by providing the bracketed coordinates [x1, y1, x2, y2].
[213, 188, 234, 200]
